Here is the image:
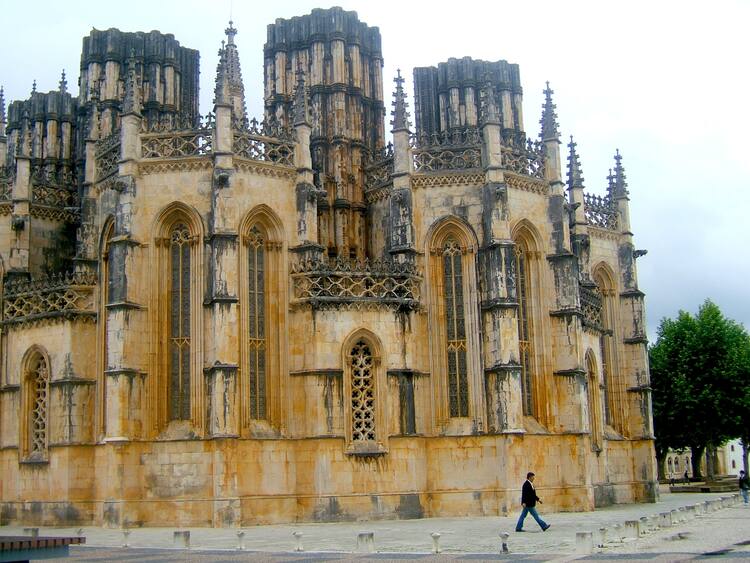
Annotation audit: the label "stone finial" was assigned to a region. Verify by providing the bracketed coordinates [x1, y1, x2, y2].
[606, 167, 615, 198]
[390, 69, 411, 132]
[225, 20, 238, 45]
[540, 81, 560, 141]
[31, 80, 37, 95]
[123, 50, 140, 115]
[612, 149, 628, 198]
[0, 86, 5, 124]
[292, 64, 310, 126]
[59, 70, 68, 94]
[479, 75, 500, 125]
[567, 135, 585, 190]
[217, 20, 247, 119]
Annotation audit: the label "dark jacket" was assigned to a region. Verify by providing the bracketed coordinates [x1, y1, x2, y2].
[521, 480, 540, 507]
[739, 475, 750, 491]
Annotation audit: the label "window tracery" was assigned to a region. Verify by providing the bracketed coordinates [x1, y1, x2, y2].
[515, 244, 534, 416]
[169, 223, 191, 420]
[247, 227, 267, 420]
[349, 340, 376, 442]
[25, 353, 49, 458]
[443, 238, 468, 417]
[586, 351, 603, 451]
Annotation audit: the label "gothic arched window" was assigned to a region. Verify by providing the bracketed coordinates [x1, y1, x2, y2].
[169, 223, 191, 421]
[246, 227, 266, 420]
[586, 350, 603, 451]
[594, 268, 617, 429]
[24, 352, 50, 460]
[443, 238, 469, 418]
[349, 339, 376, 442]
[515, 243, 534, 416]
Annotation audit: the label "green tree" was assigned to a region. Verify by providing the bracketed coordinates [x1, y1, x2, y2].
[649, 300, 750, 480]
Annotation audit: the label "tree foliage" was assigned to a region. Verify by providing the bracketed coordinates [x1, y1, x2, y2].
[649, 300, 750, 480]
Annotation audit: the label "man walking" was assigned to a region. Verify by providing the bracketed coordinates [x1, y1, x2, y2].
[515, 472, 550, 532]
[739, 470, 750, 504]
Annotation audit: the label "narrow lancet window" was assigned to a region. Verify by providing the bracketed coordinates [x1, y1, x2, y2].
[27, 354, 50, 457]
[247, 227, 267, 419]
[443, 239, 469, 417]
[350, 340, 376, 441]
[169, 223, 191, 420]
[515, 246, 534, 415]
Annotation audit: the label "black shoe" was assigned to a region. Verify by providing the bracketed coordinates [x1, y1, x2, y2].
[515, 529, 524, 532]
[542, 524, 550, 531]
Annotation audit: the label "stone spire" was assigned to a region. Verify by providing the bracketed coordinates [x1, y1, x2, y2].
[214, 41, 229, 106]
[59, 70, 68, 94]
[219, 20, 246, 119]
[539, 81, 559, 141]
[122, 50, 140, 115]
[390, 69, 411, 132]
[292, 64, 310, 127]
[31, 80, 37, 95]
[612, 149, 628, 198]
[479, 75, 500, 125]
[567, 136, 585, 190]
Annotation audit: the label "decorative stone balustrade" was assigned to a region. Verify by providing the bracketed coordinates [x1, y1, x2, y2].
[3, 271, 97, 326]
[95, 131, 121, 181]
[291, 256, 421, 311]
[0, 165, 15, 201]
[411, 127, 482, 172]
[364, 143, 393, 191]
[141, 115, 213, 159]
[500, 136, 546, 179]
[584, 192, 619, 230]
[232, 117, 294, 167]
[30, 164, 79, 222]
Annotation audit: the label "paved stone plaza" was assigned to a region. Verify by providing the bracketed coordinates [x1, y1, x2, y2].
[4, 491, 750, 561]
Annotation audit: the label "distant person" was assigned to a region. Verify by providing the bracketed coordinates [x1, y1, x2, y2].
[684, 469, 689, 484]
[515, 472, 550, 532]
[739, 470, 750, 504]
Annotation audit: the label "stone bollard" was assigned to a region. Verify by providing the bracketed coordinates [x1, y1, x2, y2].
[597, 527, 608, 547]
[173, 530, 190, 549]
[236, 530, 246, 551]
[639, 517, 649, 535]
[576, 531, 594, 554]
[648, 515, 660, 532]
[686, 505, 696, 520]
[500, 532, 509, 553]
[121, 529, 131, 548]
[611, 524, 623, 542]
[23, 528, 39, 538]
[694, 503, 704, 516]
[357, 531, 375, 553]
[430, 532, 441, 554]
[624, 520, 639, 540]
[292, 531, 304, 552]
[659, 512, 672, 528]
[670, 509, 681, 523]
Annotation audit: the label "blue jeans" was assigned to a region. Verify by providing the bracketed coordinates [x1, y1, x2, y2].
[516, 505, 548, 530]
[742, 489, 749, 504]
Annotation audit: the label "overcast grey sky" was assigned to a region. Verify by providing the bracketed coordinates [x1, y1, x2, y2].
[1, 0, 748, 340]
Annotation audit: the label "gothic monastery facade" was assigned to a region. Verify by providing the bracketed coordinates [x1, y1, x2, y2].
[0, 7, 656, 526]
